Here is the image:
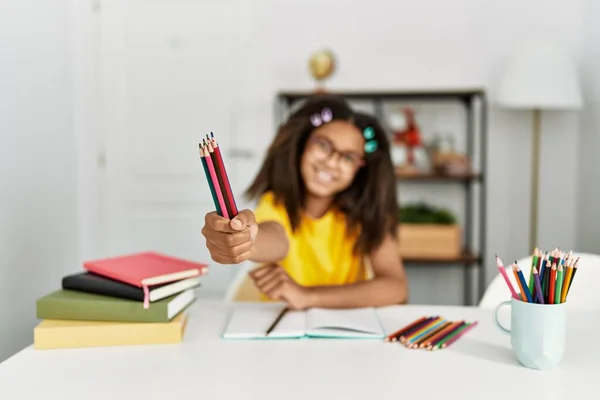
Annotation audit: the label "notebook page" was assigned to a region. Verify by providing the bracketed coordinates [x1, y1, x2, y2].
[222, 304, 305, 339]
[267, 310, 306, 338]
[305, 307, 384, 338]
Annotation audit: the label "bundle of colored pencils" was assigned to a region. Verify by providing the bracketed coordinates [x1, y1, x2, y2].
[496, 247, 579, 304]
[384, 316, 478, 351]
[199, 133, 238, 219]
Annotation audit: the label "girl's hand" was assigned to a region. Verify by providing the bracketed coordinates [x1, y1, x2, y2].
[249, 264, 314, 310]
[201, 210, 258, 264]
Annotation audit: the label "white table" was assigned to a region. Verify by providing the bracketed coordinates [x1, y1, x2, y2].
[0, 300, 597, 400]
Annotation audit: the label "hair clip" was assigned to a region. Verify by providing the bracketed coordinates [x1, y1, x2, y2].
[310, 107, 333, 127]
[310, 113, 322, 127]
[363, 126, 378, 153]
[321, 107, 332, 123]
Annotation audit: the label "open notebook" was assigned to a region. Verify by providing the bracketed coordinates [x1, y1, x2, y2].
[222, 304, 385, 339]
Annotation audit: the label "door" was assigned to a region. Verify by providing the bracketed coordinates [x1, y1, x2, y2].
[97, 0, 240, 296]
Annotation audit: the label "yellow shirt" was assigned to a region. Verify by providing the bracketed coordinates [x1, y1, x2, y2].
[253, 191, 368, 287]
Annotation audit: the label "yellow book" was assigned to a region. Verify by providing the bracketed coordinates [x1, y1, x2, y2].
[34, 312, 188, 350]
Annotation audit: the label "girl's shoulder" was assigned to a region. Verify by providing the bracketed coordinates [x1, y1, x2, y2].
[254, 191, 288, 225]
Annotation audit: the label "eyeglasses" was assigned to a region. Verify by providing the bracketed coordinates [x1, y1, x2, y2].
[307, 136, 365, 171]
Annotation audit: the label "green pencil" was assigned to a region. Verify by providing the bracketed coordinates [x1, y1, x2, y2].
[528, 249, 539, 295]
[430, 323, 470, 350]
[554, 264, 564, 304]
[200, 144, 222, 216]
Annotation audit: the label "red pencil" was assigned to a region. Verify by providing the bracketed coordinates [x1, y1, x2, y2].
[208, 132, 238, 217]
[384, 316, 428, 342]
[549, 263, 557, 304]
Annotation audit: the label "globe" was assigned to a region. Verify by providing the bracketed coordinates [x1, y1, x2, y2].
[308, 50, 336, 82]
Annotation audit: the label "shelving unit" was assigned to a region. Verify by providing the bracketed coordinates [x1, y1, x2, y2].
[275, 89, 487, 305]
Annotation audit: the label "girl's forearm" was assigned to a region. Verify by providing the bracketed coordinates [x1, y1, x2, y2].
[306, 277, 408, 309]
[249, 221, 289, 263]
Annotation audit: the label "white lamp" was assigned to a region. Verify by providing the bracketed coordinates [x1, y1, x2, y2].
[496, 39, 582, 252]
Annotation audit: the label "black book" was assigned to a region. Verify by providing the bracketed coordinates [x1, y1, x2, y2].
[62, 271, 202, 302]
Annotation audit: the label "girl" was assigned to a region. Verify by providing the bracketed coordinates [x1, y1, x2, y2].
[201, 94, 408, 309]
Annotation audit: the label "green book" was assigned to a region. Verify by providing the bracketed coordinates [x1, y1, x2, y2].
[36, 288, 195, 323]
[222, 304, 385, 340]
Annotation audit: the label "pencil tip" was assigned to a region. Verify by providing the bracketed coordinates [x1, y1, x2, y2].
[210, 131, 214, 137]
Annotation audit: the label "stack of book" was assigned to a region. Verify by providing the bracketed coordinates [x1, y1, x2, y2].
[34, 251, 208, 350]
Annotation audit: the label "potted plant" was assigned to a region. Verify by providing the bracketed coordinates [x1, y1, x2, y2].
[397, 203, 462, 259]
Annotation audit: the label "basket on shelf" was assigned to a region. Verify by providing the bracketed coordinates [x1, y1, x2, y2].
[397, 203, 462, 259]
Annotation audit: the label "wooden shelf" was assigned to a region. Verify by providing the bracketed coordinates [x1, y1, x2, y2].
[277, 88, 485, 102]
[403, 251, 480, 265]
[396, 172, 482, 182]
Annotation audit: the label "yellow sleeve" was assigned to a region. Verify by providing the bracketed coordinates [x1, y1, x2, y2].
[253, 192, 290, 232]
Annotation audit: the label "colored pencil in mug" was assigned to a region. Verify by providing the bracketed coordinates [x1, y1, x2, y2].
[440, 321, 479, 349]
[548, 263, 557, 304]
[206, 133, 238, 217]
[384, 316, 428, 342]
[538, 254, 548, 285]
[496, 255, 518, 299]
[532, 266, 544, 304]
[554, 264, 564, 304]
[560, 263, 573, 303]
[200, 142, 229, 219]
[514, 264, 533, 302]
[512, 265, 527, 302]
[566, 257, 579, 295]
[528, 247, 539, 296]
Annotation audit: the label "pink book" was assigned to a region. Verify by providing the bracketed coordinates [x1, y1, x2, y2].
[83, 251, 208, 308]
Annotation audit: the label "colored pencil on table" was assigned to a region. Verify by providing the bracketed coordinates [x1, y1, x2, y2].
[398, 317, 437, 342]
[384, 316, 428, 342]
[554, 264, 564, 304]
[427, 321, 466, 350]
[549, 263, 557, 304]
[430, 322, 470, 351]
[405, 319, 446, 348]
[410, 321, 452, 348]
[199, 144, 222, 216]
[532, 266, 544, 304]
[421, 321, 462, 348]
[402, 317, 443, 344]
[441, 321, 479, 349]
[206, 132, 238, 217]
[200, 142, 229, 219]
[514, 264, 533, 302]
[496, 255, 518, 299]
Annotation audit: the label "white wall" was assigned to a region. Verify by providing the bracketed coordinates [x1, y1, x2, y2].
[577, 0, 600, 252]
[0, 0, 79, 362]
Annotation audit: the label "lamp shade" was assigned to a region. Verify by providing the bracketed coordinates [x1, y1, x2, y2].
[496, 39, 582, 110]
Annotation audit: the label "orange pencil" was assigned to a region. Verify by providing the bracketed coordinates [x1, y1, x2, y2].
[512, 265, 527, 302]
